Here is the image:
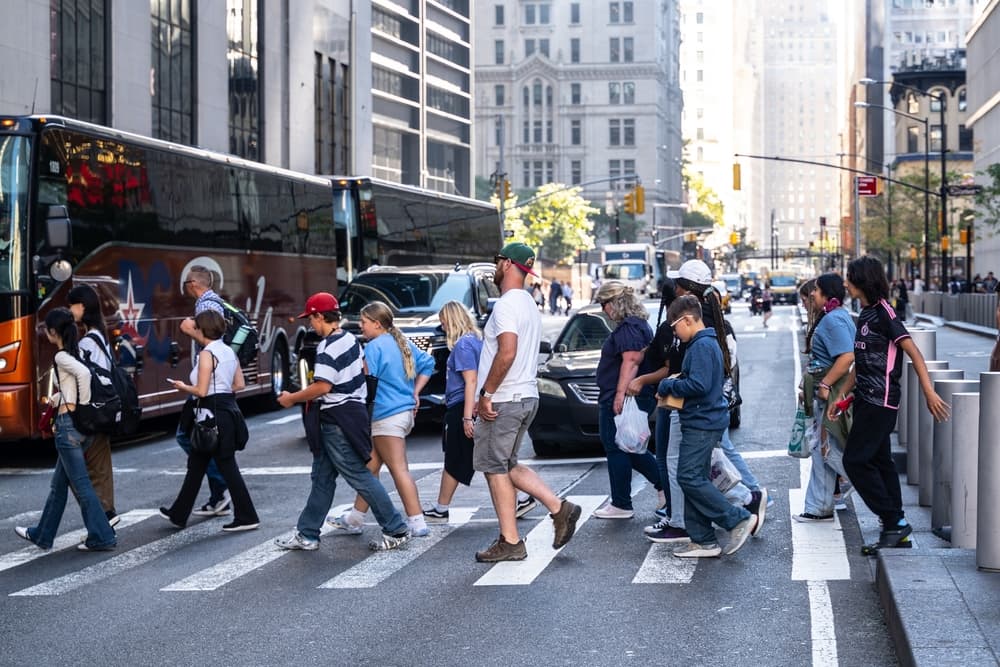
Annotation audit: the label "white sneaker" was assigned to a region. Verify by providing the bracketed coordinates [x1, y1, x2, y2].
[326, 514, 363, 535]
[593, 504, 634, 520]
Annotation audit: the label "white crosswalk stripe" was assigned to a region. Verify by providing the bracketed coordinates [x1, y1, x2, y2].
[632, 544, 697, 584]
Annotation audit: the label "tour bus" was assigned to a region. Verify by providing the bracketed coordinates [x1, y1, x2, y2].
[0, 116, 502, 441]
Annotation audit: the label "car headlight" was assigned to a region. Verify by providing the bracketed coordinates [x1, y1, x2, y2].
[537, 377, 566, 399]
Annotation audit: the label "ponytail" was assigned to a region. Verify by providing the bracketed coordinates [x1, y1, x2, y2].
[389, 326, 416, 379]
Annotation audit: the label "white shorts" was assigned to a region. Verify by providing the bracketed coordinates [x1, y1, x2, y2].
[371, 410, 415, 438]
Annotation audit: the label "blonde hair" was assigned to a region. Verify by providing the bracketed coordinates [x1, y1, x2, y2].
[361, 301, 415, 379]
[595, 280, 648, 322]
[438, 301, 481, 350]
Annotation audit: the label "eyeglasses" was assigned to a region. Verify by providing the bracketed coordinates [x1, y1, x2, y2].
[670, 315, 690, 330]
[183, 280, 195, 286]
[493, 254, 509, 265]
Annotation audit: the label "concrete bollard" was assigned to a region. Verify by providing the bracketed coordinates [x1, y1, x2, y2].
[918, 368, 963, 507]
[931, 379, 979, 538]
[951, 392, 979, 549]
[908, 360, 950, 487]
[977, 373, 1000, 572]
[900, 329, 937, 447]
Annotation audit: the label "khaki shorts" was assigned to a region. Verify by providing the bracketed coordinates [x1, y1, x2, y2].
[473, 398, 539, 474]
[371, 409, 415, 438]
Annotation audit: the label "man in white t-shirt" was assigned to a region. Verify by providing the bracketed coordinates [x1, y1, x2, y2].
[472, 243, 582, 562]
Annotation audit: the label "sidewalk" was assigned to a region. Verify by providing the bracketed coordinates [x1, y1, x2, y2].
[867, 447, 1000, 666]
[913, 312, 999, 340]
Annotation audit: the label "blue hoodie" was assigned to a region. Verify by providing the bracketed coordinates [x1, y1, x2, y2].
[657, 328, 729, 431]
[365, 333, 436, 422]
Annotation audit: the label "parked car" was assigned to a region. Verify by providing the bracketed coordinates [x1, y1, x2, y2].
[529, 303, 742, 457]
[295, 264, 499, 419]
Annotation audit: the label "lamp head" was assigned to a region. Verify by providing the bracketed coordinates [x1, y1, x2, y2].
[859, 77, 877, 85]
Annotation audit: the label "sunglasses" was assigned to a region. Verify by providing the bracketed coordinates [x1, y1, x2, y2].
[493, 254, 510, 264]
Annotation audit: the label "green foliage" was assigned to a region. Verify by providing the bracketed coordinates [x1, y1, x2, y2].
[591, 210, 645, 245]
[974, 163, 1000, 236]
[682, 210, 715, 229]
[684, 171, 725, 225]
[500, 183, 598, 264]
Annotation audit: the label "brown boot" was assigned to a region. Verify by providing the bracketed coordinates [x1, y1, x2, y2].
[551, 499, 582, 549]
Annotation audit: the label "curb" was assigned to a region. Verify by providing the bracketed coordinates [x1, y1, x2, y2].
[913, 314, 998, 340]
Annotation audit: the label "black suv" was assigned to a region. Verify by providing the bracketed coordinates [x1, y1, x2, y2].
[327, 264, 499, 416]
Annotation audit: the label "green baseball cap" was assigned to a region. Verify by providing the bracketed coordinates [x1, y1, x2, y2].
[498, 242, 538, 276]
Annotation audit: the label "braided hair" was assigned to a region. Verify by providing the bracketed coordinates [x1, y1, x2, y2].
[676, 277, 732, 378]
[361, 301, 416, 379]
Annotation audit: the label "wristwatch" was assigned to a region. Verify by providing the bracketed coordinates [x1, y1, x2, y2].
[479, 387, 494, 399]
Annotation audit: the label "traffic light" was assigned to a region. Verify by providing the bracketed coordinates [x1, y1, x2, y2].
[733, 163, 742, 191]
[909, 246, 918, 260]
[503, 179, 512, 200]
[729, 231, 740, 245]
[623, 189, 636, 215]
[959, 228, 969, 244]
[941, 236, 950, 252]
[634, 185, 645, 214]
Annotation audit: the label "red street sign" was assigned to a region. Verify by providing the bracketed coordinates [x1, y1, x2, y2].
[856, 176, 879, 197]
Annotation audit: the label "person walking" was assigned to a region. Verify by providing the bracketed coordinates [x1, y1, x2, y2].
[792, 274, 856, 522]
[562, 281, 574, 313]
[591, 281, 664, 520]
[549, 280, 562, 315]
[15, 308, 116, 552]
[657, 295, 756, 558]
[176, 265, 231, 517]
[761, 281, 774, 328]
[160, 310, 259, 532]
[68, 284, 120, 527]
[329, 301, 435, 538]
[275, 292, 410, 552]
[473, 243, 581, 562]
[833, 257, 950, 554]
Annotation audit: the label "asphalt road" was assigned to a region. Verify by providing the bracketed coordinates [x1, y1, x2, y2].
[1, 305, 990, 666]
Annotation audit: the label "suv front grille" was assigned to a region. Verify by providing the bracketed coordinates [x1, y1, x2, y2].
[567, 381, 600, 404]
[406, 334, 438, 353]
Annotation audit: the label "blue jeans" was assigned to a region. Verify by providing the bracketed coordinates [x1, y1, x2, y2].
[654, 407, 671, 509]
[598, 399, 661, 510]
[803, 398, 848, 516]
[296, 419, 407, 541]
[177, 424, 227, 503]
[677, 425, 751, 545]
[720, 428, 760, 492]
[29, 413, 116, 549]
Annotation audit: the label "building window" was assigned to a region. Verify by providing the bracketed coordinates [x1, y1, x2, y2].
[907, 126, 920, 153]
[696, 69, 703, 82]
[533, 80, 542, 105]
[525, 39, 535, 57]
[570, 3, 580, 24]
[609, 159, 621, 179]
[907, 93, 919, 114]
[523, 121, 529, 143]
[522, 86, 529, 107]
[534, 160, 543, 187]
[959, 124, 972, 151]
[495, 4, 504, 25]
[696, 127, 704, 140]
[609, 119, 621, 145]
[523, 161, 530, 188]
[623, 81, 635, 104]
[546, 120, 553, 143]
[546, 85, 552, 106]
[372, 7, 402, 39]
[930, 91, 946, 112]
[539, 39, 549, 57]
[610, 37, 620, 62]
[539, 3, 550, 24]
[570, 119, 581, 145]
[495, 85, 505, 106]
[623, 1, 633, 22]
[930, 124, 943, 152]
[624, 159, 635, 176]
[373, 126, 403, 182]
[571, 160, 582, 185]
[571, 83, 581, 105]
[958, 88, 967, 112]
[227, 0, 260, 160]
[609, 82, 620, 105]
[533, 120, 542, 143]
[525, 4, 535, 24]
[495, 40, 504, 64]
[570, 38, 580, 63]
[623, 118, 635, 145]
[623, 37, 633, 62]
[151, 0, 194, 143]
[51, 0, 109, 125]
[609, 2, 620, 23]
[696, 11, 703, 23]
[696, 146, 704, 161]
[315, 54, 350, 174]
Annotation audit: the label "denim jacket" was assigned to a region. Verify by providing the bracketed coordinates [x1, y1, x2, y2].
[657, 328, 729, 431]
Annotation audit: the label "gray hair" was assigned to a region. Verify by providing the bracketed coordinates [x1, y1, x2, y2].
[595, 280, 648, 322]
[187, 265, 214, 289]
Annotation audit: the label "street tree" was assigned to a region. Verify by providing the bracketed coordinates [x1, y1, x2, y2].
[499, 183, 598, 264]
[973, 163, 1000, 236]
[684, 171, 725, 226]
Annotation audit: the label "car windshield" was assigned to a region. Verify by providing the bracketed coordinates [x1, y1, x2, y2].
[770, 275, 797, 287]
[602, 263, 645, 280]
[557, 312, 613, 352]
[339, 271, 472, 316]
[723, 277, 740, 290]
[0, 135, 29, 293]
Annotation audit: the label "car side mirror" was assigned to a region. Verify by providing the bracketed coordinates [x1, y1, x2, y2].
[539, 340, 552, 354]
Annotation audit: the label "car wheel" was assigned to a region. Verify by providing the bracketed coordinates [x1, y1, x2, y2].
[531, 440, 561, 457]
[729, 404, 741, 429]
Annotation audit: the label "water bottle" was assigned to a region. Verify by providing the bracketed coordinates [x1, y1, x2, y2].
[229, 324, 250, 355]
[832, 394, 854, 419]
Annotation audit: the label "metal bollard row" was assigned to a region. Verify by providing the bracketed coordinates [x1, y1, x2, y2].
[951, 392, 979, 550]
[977, 372, 1000, 572]
[931, 379, 978, 539]
[918, 366, 962, 506]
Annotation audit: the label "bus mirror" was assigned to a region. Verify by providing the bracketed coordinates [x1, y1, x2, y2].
[45, 205, 72, 249]
[49, 259, 72, 282]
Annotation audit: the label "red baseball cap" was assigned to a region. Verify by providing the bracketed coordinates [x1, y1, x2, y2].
[298, 292, 340, 318]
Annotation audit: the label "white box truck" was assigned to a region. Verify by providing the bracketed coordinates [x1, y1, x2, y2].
[598, 243, 661, 298]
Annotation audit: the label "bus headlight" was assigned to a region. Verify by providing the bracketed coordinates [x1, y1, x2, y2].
[0, 341, 21, 372]
[536, 377, 566, 399]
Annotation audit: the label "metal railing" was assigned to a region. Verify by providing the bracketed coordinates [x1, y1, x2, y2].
[911, 292, 998, 329]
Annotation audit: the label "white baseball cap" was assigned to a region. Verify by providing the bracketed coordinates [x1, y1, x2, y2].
[676, 259, 713, 285]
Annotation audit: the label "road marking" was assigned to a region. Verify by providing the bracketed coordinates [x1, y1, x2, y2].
[318, 507, 478, 589]
[808, 580, 839, 666]
[266, 413, 303, 425]
[9, 517, 222, 596]
[0, 510, 42, 525]
[0, 509, 157, 574]
[790, 455, 850, 581]
[473, 495, 605, 587]
[632, 544, 696, 584]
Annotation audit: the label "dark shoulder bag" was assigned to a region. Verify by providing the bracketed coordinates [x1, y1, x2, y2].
[190, 354, 220, 456]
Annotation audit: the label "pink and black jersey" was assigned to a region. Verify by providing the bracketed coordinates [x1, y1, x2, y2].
[854, 299, 910, 409]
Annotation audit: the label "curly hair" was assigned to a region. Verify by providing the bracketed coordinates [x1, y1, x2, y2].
[595, 281, 648, 322]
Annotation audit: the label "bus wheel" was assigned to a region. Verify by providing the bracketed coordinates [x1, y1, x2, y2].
[269, 342, 289, 409]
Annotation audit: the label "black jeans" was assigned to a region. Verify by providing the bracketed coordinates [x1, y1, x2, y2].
[167, 450, 259, 525]
[842, 399, 903, 526]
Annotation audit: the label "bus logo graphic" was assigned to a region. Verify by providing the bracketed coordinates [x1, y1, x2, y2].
[118, 273, 145, 336]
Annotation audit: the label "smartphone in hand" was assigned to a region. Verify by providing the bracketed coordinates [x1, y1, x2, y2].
[166, 378, 178, 384]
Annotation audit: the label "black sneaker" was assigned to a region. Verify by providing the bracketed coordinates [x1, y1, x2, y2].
[745, 487, 767, 537]
[158, 507, 185, 529]
[515, 496, 537, 519]
[106, 510, 121, 528]
[475, 535, 527, 562]
[222, 520, 260, 533]
[422, 506, 449, 522]
[861, 523, 913, 555]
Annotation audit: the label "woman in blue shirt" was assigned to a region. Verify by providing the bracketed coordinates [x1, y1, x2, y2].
[793, 273, 856, 522]
[330, 301, 436, 538]
[592, 281, 663, 520]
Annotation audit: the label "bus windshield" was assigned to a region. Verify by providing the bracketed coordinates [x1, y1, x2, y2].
[602, 263, 645, 280]
[0, 135, 28, 293]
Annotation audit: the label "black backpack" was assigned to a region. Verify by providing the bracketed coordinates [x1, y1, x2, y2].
[207, 297, 260, 366]
[82, 333, 143, 435]
[56, 346, 121, 436]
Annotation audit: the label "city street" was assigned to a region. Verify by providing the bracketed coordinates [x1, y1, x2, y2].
[0, 306, 993, 666]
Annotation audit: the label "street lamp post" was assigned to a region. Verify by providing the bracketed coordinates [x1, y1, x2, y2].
[855, 101, 928, 286]
[860, 78, 947, 288]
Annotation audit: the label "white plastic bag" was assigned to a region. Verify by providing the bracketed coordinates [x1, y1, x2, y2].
[614, 397, 651, 454]
[709, 447, 742, 493]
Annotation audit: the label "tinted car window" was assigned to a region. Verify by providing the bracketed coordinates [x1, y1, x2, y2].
[339, 271, 473, 316]
[558, 312, 613, 352]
